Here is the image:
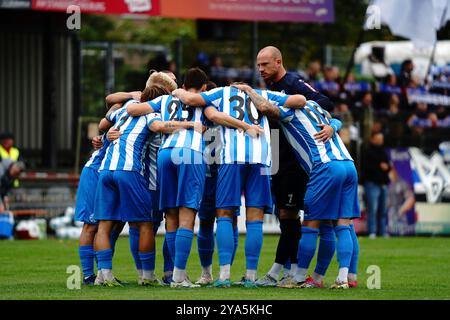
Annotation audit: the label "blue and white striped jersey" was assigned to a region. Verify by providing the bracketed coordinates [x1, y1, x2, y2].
[278, 100, 353, 175]
[85, 133, 110, 171]
[142, 132, 162, 191]
[148, 95, 205, 153]
[100, 100, 162, 173]
[200, 86, 288, 166]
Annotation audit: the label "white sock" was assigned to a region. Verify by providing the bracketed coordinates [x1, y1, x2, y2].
[173, 267, 185, 283]
[201, 265, 212, 277]
[142, 270, 155, 280]
[289, 264, 298, 277]
[96, 270, 104, 282]
[268, 263, 283, 279]
[294, 268, 308, 282]
[219, 264, 231, 281]
[338, 267, 349, 283]
[101, 269, 114, 282]
[137, 269, 143, 278]
[348, 273, 357, 282]
[312, 272, 323, 283]
[246, 269, 257, 282]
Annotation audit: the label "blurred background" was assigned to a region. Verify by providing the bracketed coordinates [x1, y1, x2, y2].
[0, 0, 449, 240]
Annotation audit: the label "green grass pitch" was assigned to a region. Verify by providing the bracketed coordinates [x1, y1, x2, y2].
[0, 236, 449, 300]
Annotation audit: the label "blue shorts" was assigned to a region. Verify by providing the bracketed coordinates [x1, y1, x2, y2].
[94, 170, 153, 222]
[304, 160, 360, 221]
[75, 166, 99, 225]
[158, 147, 206, 211]
[216, 163, 272, 213]
[151, 189, 164, 224]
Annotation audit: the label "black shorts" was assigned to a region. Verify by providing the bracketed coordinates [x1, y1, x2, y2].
[271, 164, 308, 211]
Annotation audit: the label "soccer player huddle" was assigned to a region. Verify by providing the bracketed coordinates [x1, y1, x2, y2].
[75, 46, 360, 290]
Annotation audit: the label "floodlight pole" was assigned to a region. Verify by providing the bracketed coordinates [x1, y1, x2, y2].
[425, 4, 448, 82]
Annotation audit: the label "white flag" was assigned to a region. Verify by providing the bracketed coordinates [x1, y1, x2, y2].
[371, 0, 450, 48]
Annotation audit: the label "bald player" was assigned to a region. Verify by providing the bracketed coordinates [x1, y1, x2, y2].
[255, 46, 344, 288]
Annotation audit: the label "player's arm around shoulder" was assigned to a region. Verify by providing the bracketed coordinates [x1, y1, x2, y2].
[203, 106, 264, 137]
[232, 83, 282, 120]
[127, 102, 154, 117]
[172, 89, 207, 106]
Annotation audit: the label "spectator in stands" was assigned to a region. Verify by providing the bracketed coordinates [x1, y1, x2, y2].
[361, 132, 391, 239]
[0, 132, 22, 188]
[305, 60, 322, 82]
[354, 92, 375, 144]
[0, 160, 25, 212]
[321, 65, 340, 103]
[398, 59, 414, 88]
[435, 105, 450, 128]
[407, 103, 436, 130]
[210, 55, 227, 86]
[383, 94, 406, 146]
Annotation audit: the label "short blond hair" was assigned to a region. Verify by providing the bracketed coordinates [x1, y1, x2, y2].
[145, 71, 177, 92]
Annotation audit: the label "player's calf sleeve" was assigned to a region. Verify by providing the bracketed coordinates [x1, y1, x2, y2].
[163, 237, 174, 273]
[79, 245, 95, 277]
[349, 224, 359, 275]
[314, 224, 336, 276]
[138, 251, 155, 272]
[174, 228, 194, 270]
[109, 228, 122, 257]
[165, 231, 177, 262]
[96, 249, 113, 270]
[274, 219, 291, 265]
[297, 227, 319, 269]
[231, 223, 239, 265]
[290, 218, 302, 264]
[129, 227, 142, 270]
[245, 220, 263, 270]
[216, 217, 234, 265]
[197, 222, 214, 268]
[335, 225, 354, 269]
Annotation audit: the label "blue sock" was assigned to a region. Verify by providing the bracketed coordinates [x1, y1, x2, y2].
[96, 249, 113, 270]
[335, 225, 353, 269]
[297, 227, 319, 269]
[349, 224, 359, 275]
[245, 220, 263, 270]
[216, 217, 234, 266]
[197, 222, 214, 268]
[129, 227, 141, 270]
[165, 231, 177, 263]
[138, 251, 156, 271]
[231, 224, 239, 265]
[315, 224, 336, 276]
[79, 245, 95, 278]
[110, 228, 121, 257]
[163, 237, 174, 273]
[174, 228, 194, 270]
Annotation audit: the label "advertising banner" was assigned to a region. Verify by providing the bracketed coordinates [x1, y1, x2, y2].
[0, 0, 31, 9]
[31, 0, 160, 15]
[160, 0, 335, 23]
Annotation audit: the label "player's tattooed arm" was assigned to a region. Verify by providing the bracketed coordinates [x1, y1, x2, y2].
[127, 102, 154, 117]
[150, 120, 204, 134]
[105, 91, 141, 108]
[233, 84, 281, 120]
[172, 89, 207, 106]
[204, 107, 264, 137]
